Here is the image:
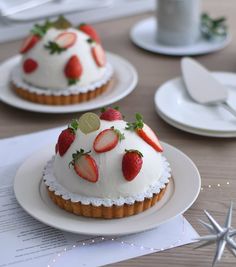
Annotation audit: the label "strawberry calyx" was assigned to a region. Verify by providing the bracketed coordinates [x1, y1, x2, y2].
[124, 149, 143, 158]
[68, 78, 79, 85]
[44, 41, 67, 54]
[111, 126, 125, 141]
[100, 106, 119, 113]
[69, 149, 91, 167]
[68, 119, 79, 134]
[87, 38, 95, 44]
[125, 113, 144, 131]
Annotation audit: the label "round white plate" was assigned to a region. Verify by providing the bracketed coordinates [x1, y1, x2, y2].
[130, 17, 231, 56]
[0, 53, 138, 113]
[14, 142, 201, 236]
[155, 72, 236, 134]
[157, 108, 236, 138]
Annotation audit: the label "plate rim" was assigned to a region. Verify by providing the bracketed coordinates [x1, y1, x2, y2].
[14, 142, 201, 236]
[130, 17, 231, 56]
[156, 107, 236, 138]
[155, 71, 236, 133]
[0, 52, 138, 114]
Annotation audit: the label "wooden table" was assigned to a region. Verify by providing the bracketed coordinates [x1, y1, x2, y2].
[0, 0, 236, 266]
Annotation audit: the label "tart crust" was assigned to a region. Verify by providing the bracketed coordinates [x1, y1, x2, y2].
[11, 79, 112, 105]
[46, 183, 169, 219]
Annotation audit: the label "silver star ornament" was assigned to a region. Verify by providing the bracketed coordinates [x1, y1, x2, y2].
[195, 202, 236, 266]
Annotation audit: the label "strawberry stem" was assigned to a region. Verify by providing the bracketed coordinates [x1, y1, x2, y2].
[69, 149, 91, 167]
[68, 119, 79, 134]
[125, 113, 144, 131]
[111, 126, 125, 141]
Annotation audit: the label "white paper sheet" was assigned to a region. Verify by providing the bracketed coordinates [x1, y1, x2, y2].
[0, 127, 199, 267]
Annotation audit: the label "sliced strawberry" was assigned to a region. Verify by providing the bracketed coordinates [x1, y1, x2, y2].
[20, 34, 40, 54]
[79, 23, 101, 43]
[126, 113, 163, 153]
[64, 55, 83, 84]
[122, 149, 143, 181]
[92, 44, 106, 67]
[70, 149, 98, 183]
[23, 58, 38, 73]
[137, 124, 163, 152]
[100, 107, 123, 121]
[57, 119, 79, 156]
[55, 32, 77, 48]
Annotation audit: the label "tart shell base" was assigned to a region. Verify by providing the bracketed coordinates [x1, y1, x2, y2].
[12, 79, 112, 105]
[46, 184, 168, 219]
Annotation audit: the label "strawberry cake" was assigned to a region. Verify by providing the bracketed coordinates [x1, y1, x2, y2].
[43, 108, 171, 219]
[11, 17, 113, 105]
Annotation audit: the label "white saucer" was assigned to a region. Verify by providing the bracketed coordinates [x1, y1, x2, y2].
[14, 142, 201, 236]
[155, 72, 236, 136]
[0, 53, 138, 113]
[130, 17, 231, 56]
[157, 109, 236, 138]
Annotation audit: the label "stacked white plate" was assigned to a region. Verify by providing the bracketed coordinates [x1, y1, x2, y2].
[155, 72, 236, 138]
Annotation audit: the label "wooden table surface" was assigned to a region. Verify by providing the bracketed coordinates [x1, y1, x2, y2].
[0, 0, 236, 266]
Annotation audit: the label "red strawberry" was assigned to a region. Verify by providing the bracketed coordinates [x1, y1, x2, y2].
[93, 127, 124, 153]
[23, 58, 38, 73]
[100, 107, 123, 121]
[137, 124, 163, 153]
[70, 149, 98, 183]
[64, 55, 83, 84]
[122, 150, 143, 181]
[79, 23, 101, 43]
[126, 113, 163, 153]
[20, 34, 40, 54]
[92, 44, 106, 67]
[55, 32, 77, 48]
[57, 119, 79, 156]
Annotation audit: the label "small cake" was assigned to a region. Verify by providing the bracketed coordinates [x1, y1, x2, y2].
[11, 17, 113, 105]
[43, 108, 171, 219]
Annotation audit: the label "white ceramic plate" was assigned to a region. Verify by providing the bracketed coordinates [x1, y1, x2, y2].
[0, 53, 138, 113]
[14, 142, 201, 236]
[155, 72, 236, 134]
[130, 17, 231, 56]
[157, 108, 236, 138]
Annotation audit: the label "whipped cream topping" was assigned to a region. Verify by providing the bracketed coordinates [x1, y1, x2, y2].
[52, 120, 165, 199]
[21, 28, 106, 90]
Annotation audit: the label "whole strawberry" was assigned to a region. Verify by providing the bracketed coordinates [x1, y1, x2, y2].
[79, 23, 101, 44]
[23, 58, 38, 73]
[70, 149, 99, 183]
[64, 55, 83, 85]
[122, 149, 143, 181]
[100, 107, 123, 121]
[57, 119, 78, 156]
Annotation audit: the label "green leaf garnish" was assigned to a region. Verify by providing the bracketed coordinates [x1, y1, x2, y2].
[125, 113, 144, 131]
[201, 12, 228, 40]
[44, 41, 67, 54]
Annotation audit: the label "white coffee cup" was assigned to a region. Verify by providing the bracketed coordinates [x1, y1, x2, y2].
[157, 0, 201, 46]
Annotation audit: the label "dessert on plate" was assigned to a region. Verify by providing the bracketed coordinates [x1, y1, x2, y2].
[11, 16, 113, 105]
[43, 108, 171, 219]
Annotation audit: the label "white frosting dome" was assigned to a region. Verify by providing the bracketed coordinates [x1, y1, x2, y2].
[21, 28, 106, 90]
[51, 120, 164, 200]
